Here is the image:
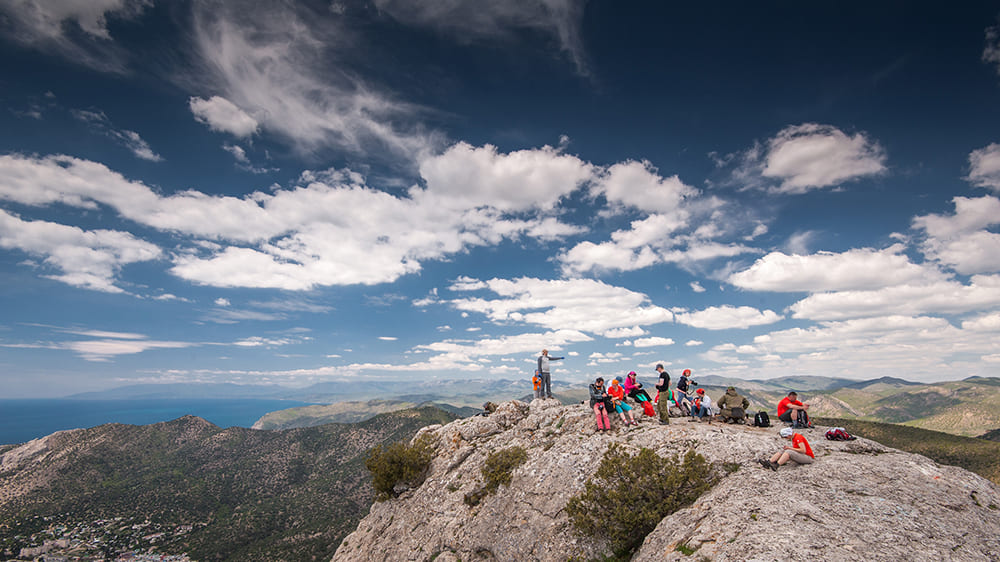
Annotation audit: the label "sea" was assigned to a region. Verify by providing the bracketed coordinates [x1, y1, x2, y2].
[0, 399, 318, 446]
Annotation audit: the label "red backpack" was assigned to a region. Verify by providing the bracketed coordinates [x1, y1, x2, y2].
[825, 427, 856, 441]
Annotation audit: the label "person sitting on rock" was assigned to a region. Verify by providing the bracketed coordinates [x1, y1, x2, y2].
[776, 391, 811, 428]
[623, 371, 653, 403]
[607, 378, 638, 426]
[717, 386, 750, 423]
[759, 427, 815, 470]
[690, 388, 714, 423]
[589, 377, 613, 432]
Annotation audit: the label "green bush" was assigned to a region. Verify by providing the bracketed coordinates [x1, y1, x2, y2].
[464, 446, 529, 507]
[565, 444, 717, 556]
[365, 434, 436, 501]
[482, 446, 528, 492]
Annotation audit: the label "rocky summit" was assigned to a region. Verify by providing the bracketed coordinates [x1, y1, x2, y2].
[334, 400, 1000, 561]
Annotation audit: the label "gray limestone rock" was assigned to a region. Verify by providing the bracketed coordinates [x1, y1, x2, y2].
[333, 400, 1000, 561]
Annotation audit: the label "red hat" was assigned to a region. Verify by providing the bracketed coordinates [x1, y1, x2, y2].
[683, 369, 691, 376]
[696, 388, 705, 395]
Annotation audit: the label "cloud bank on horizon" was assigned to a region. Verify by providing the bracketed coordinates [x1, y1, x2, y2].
[0, 0, 998, 396]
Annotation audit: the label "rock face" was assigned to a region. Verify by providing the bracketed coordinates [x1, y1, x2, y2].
[333, 400, 1000, 561]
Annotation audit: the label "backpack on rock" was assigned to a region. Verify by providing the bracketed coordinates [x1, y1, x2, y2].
[825, 427, 856, 441]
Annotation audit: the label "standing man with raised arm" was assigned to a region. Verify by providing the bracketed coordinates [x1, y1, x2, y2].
[537, 349, 564, 400]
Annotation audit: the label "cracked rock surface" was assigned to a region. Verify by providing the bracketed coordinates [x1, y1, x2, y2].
[332, 400, 1000, 561]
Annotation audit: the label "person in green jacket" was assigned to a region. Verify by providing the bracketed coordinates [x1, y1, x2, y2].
[717, 386, 750, 423]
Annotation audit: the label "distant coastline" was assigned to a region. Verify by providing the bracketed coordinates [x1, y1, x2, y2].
[0, 398, 317, 445]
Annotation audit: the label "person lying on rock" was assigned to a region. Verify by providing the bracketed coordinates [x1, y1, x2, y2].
[776, 391, 811, 428]
[589, 377, 613, 432]
[717, 386, 750, 423]
[759, 427, 815, 470]
[607, 378, 639, 426]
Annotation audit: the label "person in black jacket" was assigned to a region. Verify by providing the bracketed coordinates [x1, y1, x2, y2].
[654, 364, 671, 425]
[589, 377, 612, 431]
[675, 369, 693, 416]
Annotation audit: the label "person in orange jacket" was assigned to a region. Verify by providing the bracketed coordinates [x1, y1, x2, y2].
[608, 378, 638, 426]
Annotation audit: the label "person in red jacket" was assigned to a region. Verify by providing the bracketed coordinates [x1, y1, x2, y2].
[759, 427, 815, 470]
[776, 391, 810, 428]
[607, 378, 638, 426]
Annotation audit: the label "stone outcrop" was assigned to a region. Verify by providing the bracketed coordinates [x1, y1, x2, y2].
[333, 400, 1000, 561]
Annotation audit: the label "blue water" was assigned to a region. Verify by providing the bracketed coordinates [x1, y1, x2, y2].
[0, 399, 317, 445]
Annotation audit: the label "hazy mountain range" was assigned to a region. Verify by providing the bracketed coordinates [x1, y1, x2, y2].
[0, 407, 456, 561]
[66, 375, 1000, 438]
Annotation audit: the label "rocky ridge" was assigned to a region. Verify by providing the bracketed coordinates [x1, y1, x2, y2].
[333, 399, 1000, 561]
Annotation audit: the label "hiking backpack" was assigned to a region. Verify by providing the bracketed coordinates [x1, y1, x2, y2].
[825, 427, 856, 441]
[753, 410, 771, 428]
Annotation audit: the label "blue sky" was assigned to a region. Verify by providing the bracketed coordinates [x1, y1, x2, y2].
[2, 1, 1000, 397]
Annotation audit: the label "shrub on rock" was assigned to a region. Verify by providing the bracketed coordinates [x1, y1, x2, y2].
[365, 434, 436, 500]
[565, 444, 717, 556]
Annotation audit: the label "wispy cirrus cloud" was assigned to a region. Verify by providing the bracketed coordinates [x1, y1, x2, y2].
[0, 0, 151, 73]
[71, 109, 163, 161]
[984, 22, 1000, 76]
[188, 1, 440, 161]
[373, 0, 590, 75]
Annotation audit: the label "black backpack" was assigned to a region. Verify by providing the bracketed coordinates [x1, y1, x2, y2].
[753, 411, 770, 428]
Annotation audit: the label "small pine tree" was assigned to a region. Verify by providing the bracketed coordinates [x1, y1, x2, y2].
[565, 444, 717, 556]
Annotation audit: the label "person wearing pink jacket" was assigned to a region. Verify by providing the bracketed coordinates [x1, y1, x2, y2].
[623, 371, 652, 403]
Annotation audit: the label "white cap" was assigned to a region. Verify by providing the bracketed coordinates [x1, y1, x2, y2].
[779, 427, 794, 438]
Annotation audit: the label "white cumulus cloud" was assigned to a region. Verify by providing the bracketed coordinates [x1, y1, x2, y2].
[912, 195, 1000, 275]
[675, 305, 782, 330]
[728, 245, 945, 292]
[732, 123, 886, 194]
[446, 276, 674, 335]
[0, 209, 160, 293]
[966, 143, 1000, 192]
[789, 275, 1000, 321]
[189, 96, 259, 138]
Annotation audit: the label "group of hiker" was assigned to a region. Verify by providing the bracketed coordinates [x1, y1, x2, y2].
[531, 349, 816, 470]
[585, 366, 759, 429]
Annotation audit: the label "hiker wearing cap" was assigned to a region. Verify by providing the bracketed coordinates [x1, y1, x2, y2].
[537, 349, 564, 400]
[675, 369, 693, 416]
[690, 388, 714, 422]
[654, 364, 671, 425]
[717, 386, 750, 423]
[777, 391, 810, 428]
[759, 428, 815, 470]
[608, 378, 638, 426]
[589, 377, 613, 432]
